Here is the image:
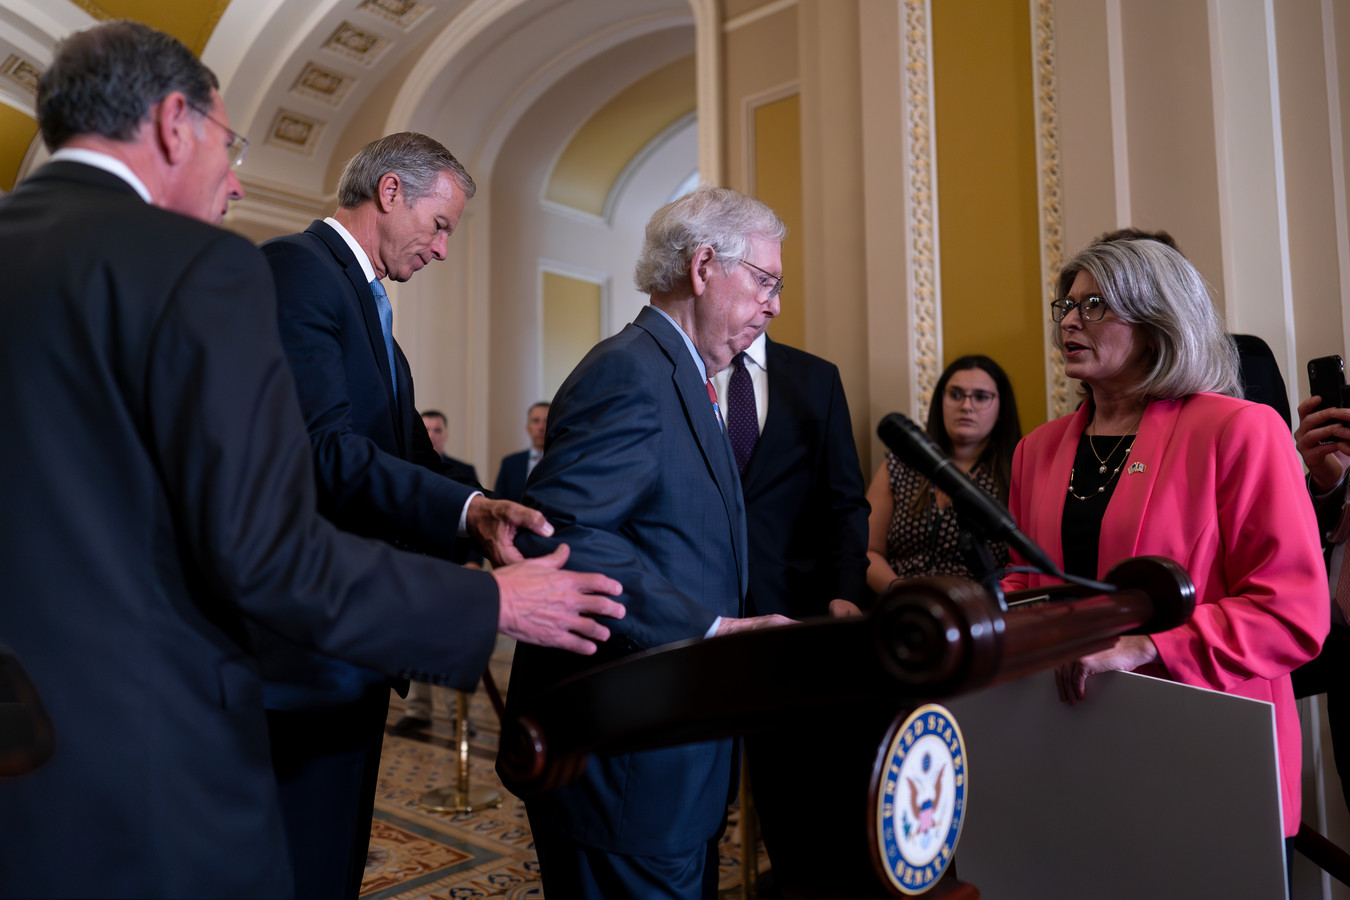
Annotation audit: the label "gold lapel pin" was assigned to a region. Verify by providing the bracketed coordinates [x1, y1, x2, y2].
[1127, 461, 1146, 474]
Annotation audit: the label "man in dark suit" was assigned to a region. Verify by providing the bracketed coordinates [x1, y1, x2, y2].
[494, 401, 549, 502]
[710, 330, 870, 889]
[711, 331, 869, 619]
[504, 187, 795, 899]
[260, 133, 572, 900]
[0, 23, 622, 900]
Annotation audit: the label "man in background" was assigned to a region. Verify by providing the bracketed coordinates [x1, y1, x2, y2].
[495, 401, 549, 502]
[710, 328, 870, 889]
[504, 187, 794, 899]
[0, 21, 622, 900]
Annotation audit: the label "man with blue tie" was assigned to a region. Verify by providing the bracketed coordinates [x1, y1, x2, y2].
[504, 186, 795, 899]
[259, 133, 573, 900]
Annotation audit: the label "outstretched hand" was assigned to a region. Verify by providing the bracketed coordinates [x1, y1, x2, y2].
[492, 544, 625, 655]
[1054, 635, 1158, 705]
[466, 496, 553, 566]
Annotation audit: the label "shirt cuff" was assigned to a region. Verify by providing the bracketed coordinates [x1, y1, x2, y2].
[457, 491, 483, 536]
[705, 616, 722, 638]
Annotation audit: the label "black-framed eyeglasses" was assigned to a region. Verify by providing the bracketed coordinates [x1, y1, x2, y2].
[944, 387, 998, 409]
[1050, 294, 1108, 323]
[191, 106, 248, 168]
[738, 258, 784, 302]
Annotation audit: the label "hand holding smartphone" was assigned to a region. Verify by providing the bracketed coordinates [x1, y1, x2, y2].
[1307, 354, 1350, 441]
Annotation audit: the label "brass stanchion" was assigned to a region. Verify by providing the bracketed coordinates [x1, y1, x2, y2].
[418, 688, 503, 813]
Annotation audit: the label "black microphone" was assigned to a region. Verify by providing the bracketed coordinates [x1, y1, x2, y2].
[877, 412, 1060, 576]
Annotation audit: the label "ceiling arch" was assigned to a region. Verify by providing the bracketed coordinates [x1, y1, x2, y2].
[544, 53, 694, 218]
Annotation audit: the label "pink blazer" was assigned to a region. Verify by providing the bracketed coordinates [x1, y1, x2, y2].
[1005, 393, 1327, 836]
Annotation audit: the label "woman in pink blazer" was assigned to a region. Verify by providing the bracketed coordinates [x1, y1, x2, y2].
[1003, 237, 1327, 838]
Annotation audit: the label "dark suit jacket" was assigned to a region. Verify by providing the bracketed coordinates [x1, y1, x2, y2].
[256, 221, 494, 705]
[493, 448, 531, 503]
[740, 338, 869, 617]
[505, 305, 747, 856]
[1232, 333, 1291, 426]
[0, 162, 497, 898]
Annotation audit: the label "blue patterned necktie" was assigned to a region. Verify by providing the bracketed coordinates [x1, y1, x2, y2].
[370, 278, 397, 405]
[727, 352, 758, 474]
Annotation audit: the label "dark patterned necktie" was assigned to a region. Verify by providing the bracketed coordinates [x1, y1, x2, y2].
[728, 352, 758, 474]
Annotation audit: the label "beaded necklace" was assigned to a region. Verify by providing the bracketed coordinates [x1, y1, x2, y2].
[1067, 412, 1143, 502]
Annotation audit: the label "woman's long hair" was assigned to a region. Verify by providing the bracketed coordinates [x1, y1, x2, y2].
[908, 355, 1022, 517]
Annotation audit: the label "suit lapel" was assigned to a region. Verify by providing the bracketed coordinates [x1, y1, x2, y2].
[308, 221, 405, 455]
[635, 307, 749, 601]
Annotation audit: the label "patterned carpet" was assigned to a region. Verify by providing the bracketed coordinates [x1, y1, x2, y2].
[360, 640, 767, 899]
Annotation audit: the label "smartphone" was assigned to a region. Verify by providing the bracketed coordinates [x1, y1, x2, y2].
[1307, 354, 1350, 439]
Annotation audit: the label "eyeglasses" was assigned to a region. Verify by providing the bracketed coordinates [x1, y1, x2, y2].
[192, 106, 249, 168]
[738, 258, 784, 302]
[944, 387, 998, 409]
[1050, 295, 1108, 323]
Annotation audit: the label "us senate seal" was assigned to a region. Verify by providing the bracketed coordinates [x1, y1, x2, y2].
[874, 704, 967, 895]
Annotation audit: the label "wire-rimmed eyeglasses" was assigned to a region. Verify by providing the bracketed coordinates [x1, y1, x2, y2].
[738, 258, 784, 302]
[1050, 295, 1108, 323]
[192, 106, 249, 168]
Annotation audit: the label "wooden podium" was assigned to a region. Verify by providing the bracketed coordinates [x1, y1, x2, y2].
[499, 556, 1194, 897]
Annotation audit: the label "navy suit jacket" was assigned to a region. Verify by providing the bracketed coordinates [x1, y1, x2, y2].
[740, 338, 870, 617]
[505, 305, 747, 856]
[493, 449, 531, 503]
[256, 220, 495, 706]
[0, 163, 495, 898]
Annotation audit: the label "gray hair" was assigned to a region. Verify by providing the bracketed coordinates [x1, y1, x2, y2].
[633, 186, 788, 295]
[337, 132, 476, 209]
[37, 21, 218, 151]
[1056, 239, 1240, 400]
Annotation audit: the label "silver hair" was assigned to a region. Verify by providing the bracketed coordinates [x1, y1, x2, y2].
[1056, 239, 1240, 400]
[336, 132, 476, 209]
[633, 186, 788, 295]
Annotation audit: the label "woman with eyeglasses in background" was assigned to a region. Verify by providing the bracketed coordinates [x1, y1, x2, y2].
[863, 355, 1022, 594]
[1003, 236, 1325, 844]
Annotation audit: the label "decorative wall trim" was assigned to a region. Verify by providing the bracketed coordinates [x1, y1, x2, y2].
[265, 108, 325, 155]
[903, 0, 941, 421]
[1033, 0, 1071, 420]
[358, 0, 431, 30]
[1, 54, 38, 94]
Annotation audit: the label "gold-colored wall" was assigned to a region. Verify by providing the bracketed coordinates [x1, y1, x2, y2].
[541, 271, 602, 401]
[0, 107, 37, 192]
[753, 94, 803, 349]
[932, 0, 1045, 434]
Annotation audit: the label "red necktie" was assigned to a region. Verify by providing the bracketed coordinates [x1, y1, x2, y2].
[705, 379, 723, 430]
